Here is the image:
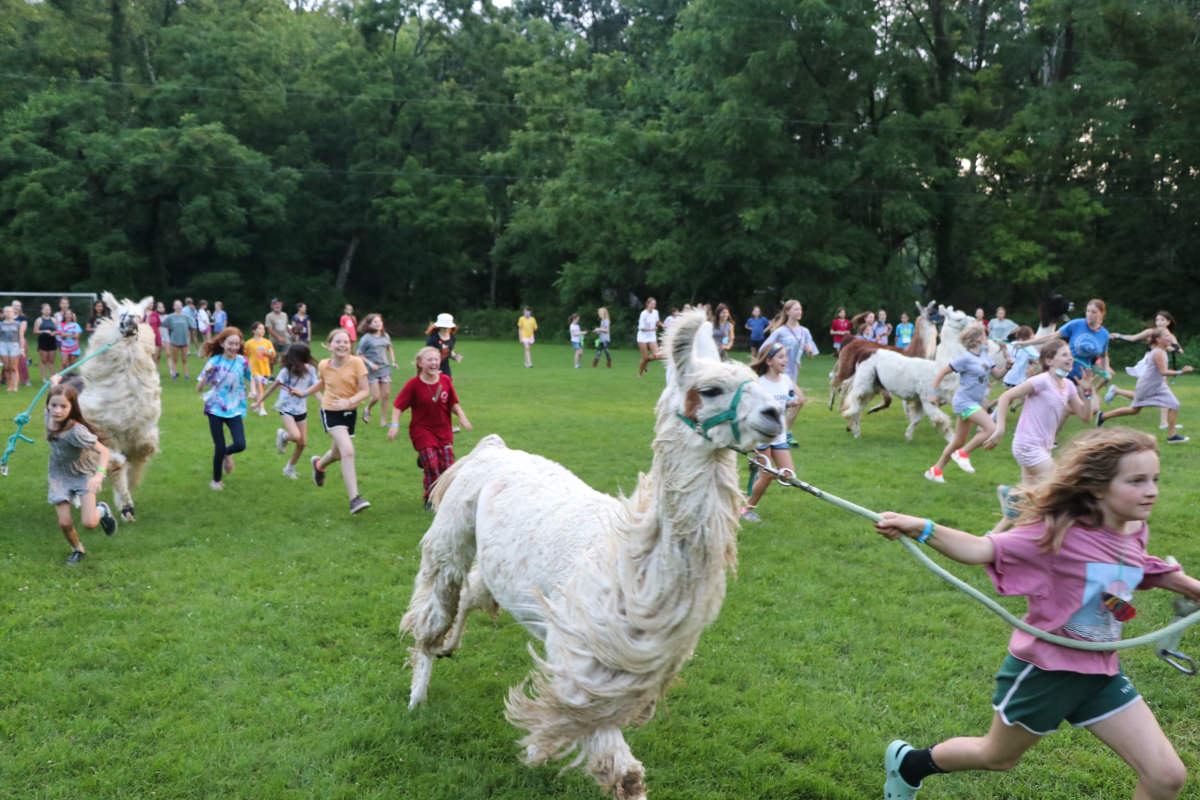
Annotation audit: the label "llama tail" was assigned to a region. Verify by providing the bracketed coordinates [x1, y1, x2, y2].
[401, 434, 505, 708]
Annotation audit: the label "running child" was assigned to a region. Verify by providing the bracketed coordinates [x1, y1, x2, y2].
[739, 342, 804, 523]
[356, 313, 396, 425]
[924, 322, 1012, 483]
[984, 339, 1097, 534]
[196, 327, 253, 491]
[877, 427, 1200, 800]
[388, 346, 473, 510]
[245, 322, 276, 416]
[1098, 331, 1193, 444]
[255, 343, 319, 479]
[307, 328, 371, 514]
[44, 382, 118, 564]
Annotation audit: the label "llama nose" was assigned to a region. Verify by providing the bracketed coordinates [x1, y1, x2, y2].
[760, 405, 782, 428]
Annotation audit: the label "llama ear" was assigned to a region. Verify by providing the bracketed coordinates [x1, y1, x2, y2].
[137, 296, 153, 316]
[101, 291, 119, 314]
[666, 310, 718, 382]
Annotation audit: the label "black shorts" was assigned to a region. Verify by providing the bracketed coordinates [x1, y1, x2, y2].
[320, 408, 357, 436]
[282, 411, 308, 423]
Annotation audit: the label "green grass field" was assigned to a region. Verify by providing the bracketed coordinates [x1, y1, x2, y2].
[2, 339, 1199, 799]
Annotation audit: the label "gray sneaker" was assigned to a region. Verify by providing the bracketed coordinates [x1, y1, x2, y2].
[275, 428, 288, 454]
[739, 506, 762, 523]
[97, 501, 118, 536]
[349, 495, 371, 515]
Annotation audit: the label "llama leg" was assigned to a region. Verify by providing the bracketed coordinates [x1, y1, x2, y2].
[436, 564, 496, 657]
[841, 393, 863, 438]
[584, 727, 646, 800]
[924, 401, 954, 442]
[903, 397, 924, 441]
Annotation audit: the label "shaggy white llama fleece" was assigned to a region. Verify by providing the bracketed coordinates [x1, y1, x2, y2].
[79, 292, 162, 520]
[400, 311, 783, 800]
[842, 305, 1004, 441]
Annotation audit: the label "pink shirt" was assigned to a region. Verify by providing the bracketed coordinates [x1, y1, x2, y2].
[1011, 372, 1073, 451]
[986, 521, 1179, 674]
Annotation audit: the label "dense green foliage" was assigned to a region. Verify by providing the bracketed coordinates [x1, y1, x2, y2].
[3, 1, 1199, 334]
[2, 339, 1200, 798]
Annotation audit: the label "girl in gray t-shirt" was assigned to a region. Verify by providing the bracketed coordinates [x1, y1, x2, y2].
[355, 314, 397, 426]
[255, 343, 319, 479]
[922, 322, 1012, 483]
[44, 382, 118, 564]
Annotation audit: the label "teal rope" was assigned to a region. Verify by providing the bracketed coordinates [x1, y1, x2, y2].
[752, 456, 1200, 654]
[0, 341, 116, 475]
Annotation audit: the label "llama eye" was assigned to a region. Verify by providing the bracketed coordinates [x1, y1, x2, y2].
[698, 387, 723, 398]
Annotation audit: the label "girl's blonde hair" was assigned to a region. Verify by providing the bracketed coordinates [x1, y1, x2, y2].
[597, 307, 609, 321]
[414, 345, 441, 369]
[1019, 428, 1158, 552]
[958, 322, 986, 350]
[326, 327, 351, 346]
[768, 299, 801, 333]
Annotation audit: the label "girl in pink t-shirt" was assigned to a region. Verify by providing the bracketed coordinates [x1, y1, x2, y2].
[984, 339, 1097, 533]
[875, 428, 1200, 800]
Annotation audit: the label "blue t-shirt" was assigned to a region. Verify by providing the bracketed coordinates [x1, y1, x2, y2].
[745, 317, 770, 342]
[200, 355, 252, 418]
[949, 350, 996, 415]
[1004, 344, 1039, 386]
[212, 309, 228, 333]
[895, 322, 914, 347]
[1058, 318, 1110, 379]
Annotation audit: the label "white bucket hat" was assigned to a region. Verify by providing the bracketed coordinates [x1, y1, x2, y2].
[434, 313, 456, 328]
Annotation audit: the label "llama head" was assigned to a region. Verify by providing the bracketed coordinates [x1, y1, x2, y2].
[937, 305, 970, 340]
[101, 292, 153, 338]
[661, 310, 783, 451]
[1038, 292, 1073, 328]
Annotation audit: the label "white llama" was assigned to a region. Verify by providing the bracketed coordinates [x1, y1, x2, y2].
[401, 311, 783, 800]
[842, 305, 1002, 441]
[79, 293, 162, 521]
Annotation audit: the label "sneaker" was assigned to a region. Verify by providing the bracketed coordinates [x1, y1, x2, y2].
[97, 501, 118, 536]
[282, 464, 298, 479]
[349, 495, 371, 514]
[275, 428, 288, 454]
[311, 456, 325, 487]
[257, 406, 268, 416]
[1104, 383, 1117, 404]
[997, 485, 1020, 519]
[950, 449, 975, 474]
[66, 549, 85, 566]
[424, 500, 434, 512]
[923, 466, 944, 483]
[884, 740, 921, 799]
[209, 480, 224, 491]
[739, 506, 761, 523]
[1096, 410, 1105, 427]
[1167, 434, 1189, 444]
[786, 431, 797, 448]
[223, 455, 235, 475]
[362, 408, 370, 424]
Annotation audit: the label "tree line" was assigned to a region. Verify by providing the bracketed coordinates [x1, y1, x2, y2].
[2, 0, 1197, 340]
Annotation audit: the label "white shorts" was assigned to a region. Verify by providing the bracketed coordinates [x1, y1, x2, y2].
[1012, 437, 1053, 469]
[636, 333, 657, 344]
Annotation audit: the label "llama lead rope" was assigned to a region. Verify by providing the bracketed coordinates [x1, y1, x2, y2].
[747, 454, 1200, 673]
[0, 340, 116, 476]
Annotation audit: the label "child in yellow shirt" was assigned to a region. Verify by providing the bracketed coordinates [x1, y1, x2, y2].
[246, 322, 276, 416]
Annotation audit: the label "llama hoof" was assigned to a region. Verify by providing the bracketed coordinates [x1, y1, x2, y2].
[617, 772, 647, 800]
[435, 650, 455, 659]
[120, 505, 136, 522]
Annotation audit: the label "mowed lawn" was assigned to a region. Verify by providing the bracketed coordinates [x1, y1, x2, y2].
[2, 337, 1199, 799]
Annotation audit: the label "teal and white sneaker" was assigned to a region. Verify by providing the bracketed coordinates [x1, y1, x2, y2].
[97, 501, 118, 536]
[1104, 383, 1117, 404]
[884, 740, 921, 799]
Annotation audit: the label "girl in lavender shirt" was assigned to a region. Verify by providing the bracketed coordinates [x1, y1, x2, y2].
[923, 323, 1011, 483]
[877, 428, 1200, 800]
[985, 339, 1097, 533]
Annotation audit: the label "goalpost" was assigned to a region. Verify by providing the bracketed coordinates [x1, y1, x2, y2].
[1, 291, 99, 319]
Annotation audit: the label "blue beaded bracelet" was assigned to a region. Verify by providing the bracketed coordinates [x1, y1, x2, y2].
[917, 519, 935, 544]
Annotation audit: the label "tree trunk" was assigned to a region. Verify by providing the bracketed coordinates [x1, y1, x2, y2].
[335, 237, 359, 291]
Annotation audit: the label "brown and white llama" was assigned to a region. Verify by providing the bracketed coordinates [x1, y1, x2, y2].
[827, 300, 938, 411]
[79, 293, 162, 521]
[400, 310, 783, 800]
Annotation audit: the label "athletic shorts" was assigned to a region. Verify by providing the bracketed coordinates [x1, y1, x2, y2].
[281, 411, 307, 423]
[958, 405, 983, 419]
[319, 408, 357, 436]
[1011, 437, 1053, 469]
[991, 654, 1140, 735]
[520, 336, 535, 345]
[254, 375, 271, 386]
[756, 442, 789, 452]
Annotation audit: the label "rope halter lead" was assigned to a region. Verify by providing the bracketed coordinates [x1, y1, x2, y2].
[747, 453, 1200, 674]
[677, 380, 751, 446]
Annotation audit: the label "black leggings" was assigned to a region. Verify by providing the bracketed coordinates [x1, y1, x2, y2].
[594, 341, 611, 363]
[207, 413, 246, 481]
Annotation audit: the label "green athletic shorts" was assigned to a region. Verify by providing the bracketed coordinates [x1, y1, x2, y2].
[991, 654, 1140, 735]
[959, 405, 983, 419]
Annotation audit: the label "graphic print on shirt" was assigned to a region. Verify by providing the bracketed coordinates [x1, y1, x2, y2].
[1060, 561, 1143, 642]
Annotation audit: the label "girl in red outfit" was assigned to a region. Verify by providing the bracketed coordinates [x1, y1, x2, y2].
[388, 346, 473, 509]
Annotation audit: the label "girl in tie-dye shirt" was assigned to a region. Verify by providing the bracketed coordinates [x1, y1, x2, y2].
[197, 327, 252, 490]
